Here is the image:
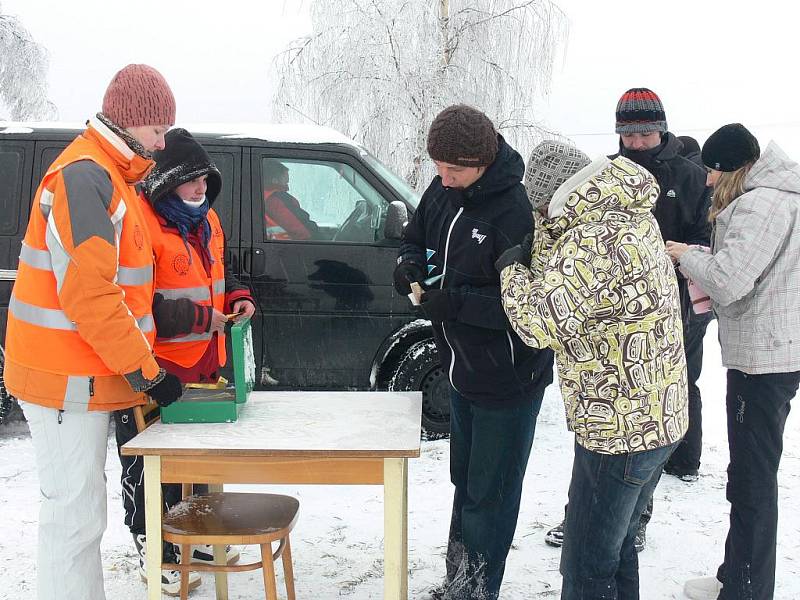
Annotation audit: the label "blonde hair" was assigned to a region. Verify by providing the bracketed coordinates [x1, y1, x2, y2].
[709, 163, 754, 222]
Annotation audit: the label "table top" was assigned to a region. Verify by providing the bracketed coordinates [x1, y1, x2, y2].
[121, 391, 422, 458]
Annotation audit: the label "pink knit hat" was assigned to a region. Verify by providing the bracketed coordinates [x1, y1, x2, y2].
[102, 64, 176, 128]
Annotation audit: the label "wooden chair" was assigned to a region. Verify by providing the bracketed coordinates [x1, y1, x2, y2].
[162, 492, 299, 600]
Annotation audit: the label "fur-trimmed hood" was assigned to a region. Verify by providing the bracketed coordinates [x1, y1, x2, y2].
[142, 128, 222, 205]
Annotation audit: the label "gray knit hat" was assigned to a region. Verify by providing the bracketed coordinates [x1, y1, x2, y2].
[427, 105, 498, 167]
[615, 87, 667, 135]
[525, 141, 591, 210]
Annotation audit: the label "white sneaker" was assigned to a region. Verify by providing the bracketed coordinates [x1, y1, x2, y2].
[684, 576, 723, 599]
[133, 533, 202, 596]
[138, 565, 202, 597]
[176, 543, 241, 565]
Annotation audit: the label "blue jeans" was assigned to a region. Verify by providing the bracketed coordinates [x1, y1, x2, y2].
[560, 440, 678, 600]
[444, 385, 545, 600]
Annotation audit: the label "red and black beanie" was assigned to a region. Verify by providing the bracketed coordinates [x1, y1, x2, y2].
[615, 87, 667, 135]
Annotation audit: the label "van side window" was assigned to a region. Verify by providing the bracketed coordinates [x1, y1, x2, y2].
[0, 149, 24, 235]
[261, 158, 385, 243]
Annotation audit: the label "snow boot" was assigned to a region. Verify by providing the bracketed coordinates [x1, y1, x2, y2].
[133, 533, 201, 596]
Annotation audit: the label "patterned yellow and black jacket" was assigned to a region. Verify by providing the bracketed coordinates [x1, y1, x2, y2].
[500, 156, 688, 454]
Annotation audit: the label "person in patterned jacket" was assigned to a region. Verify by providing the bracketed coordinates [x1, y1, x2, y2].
[496, 154, 688, 599]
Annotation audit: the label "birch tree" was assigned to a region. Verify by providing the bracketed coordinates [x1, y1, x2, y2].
[272, 0, 567, 190]
[0, 3, 57, 121]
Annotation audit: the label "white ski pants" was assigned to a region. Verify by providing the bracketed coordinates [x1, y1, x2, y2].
[21, 401, 110, 600]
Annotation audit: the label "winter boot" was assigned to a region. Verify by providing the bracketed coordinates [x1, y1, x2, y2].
[683, 576, 723, 599]
[133, 533, 201, 596]
[634, 523, 646, 553]
[544, 519, 565, 547]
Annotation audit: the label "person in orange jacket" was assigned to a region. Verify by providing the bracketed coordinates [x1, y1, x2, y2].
[263, 158, 321, 240]
[113, 128, 255, 595]
[4, 64, 180, 600]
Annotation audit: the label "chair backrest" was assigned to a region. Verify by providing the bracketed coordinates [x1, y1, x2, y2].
[133, 397, 160, 433]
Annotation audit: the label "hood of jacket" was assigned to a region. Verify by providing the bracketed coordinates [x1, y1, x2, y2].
[142, 128, 222, 206]
[545, 155, 660, 236]
[744, 141, 800, 196]
[617, 130, 684, 164]
[446, 134, 525, 208]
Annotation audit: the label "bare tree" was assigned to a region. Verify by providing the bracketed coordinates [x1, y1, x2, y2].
[272, 0, 567, 190]
[0, 3, 57, 121]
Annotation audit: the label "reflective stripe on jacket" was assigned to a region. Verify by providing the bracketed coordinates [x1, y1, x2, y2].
[5, 117, 160, 411]
[141, 201, 227, 368]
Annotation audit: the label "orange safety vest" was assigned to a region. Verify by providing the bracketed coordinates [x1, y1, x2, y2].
[5, 119, 159, 411]
[263, 188, 291, 240]
[141, 200, 227, 368]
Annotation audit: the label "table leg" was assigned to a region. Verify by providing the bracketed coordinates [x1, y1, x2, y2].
[144, 455, 163, 600]
[383, 457, 408, 600]
[208, 483, 228, 600]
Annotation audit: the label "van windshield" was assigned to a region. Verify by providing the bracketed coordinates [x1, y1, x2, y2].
[361, 151, 420, 209]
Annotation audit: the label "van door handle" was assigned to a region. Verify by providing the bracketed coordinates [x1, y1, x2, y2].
[241, 248, 266, 276]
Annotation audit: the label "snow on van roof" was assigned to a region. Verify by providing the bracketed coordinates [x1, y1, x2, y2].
[185, 122, 360, 147]
[0, 120, 361, 148]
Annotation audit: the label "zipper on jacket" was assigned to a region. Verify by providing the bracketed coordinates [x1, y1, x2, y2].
[506, 331, 515, 366]
[440, 207, 463, 289]
[89, 376, 95, 397]
[440, 207, 463, 392]
[441, 323, 461, 394]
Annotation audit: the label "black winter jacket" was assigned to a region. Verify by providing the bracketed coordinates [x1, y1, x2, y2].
[399, 136, 554, 406]
[614, 132, 712, 319]
[615, 132, 711, 246]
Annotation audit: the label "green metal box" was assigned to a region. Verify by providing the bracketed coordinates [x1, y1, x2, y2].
[160, 317, 255, 424]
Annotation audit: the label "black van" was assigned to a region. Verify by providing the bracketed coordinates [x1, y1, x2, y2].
[0, 123, 450, 433]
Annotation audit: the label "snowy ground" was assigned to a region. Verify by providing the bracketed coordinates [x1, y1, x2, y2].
[2, 320, 800, 599]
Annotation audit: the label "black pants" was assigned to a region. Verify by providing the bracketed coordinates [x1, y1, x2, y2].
[716, 369, 800, 600]
[114, 409, 207, 538]
[665, 311, 713, 472]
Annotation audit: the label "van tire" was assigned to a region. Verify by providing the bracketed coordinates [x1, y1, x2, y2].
[389, 339, 450, 436]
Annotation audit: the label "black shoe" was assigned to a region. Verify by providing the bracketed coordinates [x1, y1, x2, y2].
[634, 526, 646, 553]
[544, 519, 565, 547]
[664, 463, 700, 482]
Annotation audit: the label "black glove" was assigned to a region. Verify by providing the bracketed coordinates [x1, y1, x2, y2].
[494, 232, 534, 272]
[420, 288, 460, 322]
[393, 261, 426, 295]
[146, 373, 183, 407]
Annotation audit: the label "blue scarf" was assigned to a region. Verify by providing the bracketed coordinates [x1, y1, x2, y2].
[155, 193, 212, 264]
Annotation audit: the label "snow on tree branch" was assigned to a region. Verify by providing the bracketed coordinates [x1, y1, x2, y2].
[0, 4, 57, 121]
[272, 0, 568, 190]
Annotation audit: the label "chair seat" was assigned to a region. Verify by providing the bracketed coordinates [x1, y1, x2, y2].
[163, 492, 299, 541]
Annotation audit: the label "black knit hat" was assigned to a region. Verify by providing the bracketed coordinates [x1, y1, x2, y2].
[677, 135, 701, 157]
[615, 88, 667, 135]
[427, 105, 498, 167]
[143, 128, 222, 204]
[701, 123, 761, 172]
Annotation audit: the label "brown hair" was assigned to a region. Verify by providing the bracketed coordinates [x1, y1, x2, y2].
[709, 163, 754, 222]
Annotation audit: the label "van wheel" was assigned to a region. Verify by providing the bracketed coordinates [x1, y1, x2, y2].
[389, 339, 450, 436]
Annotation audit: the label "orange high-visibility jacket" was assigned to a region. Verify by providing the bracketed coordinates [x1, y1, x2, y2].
[141, 200, 227, 367]
[4, 117, 160, 411]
